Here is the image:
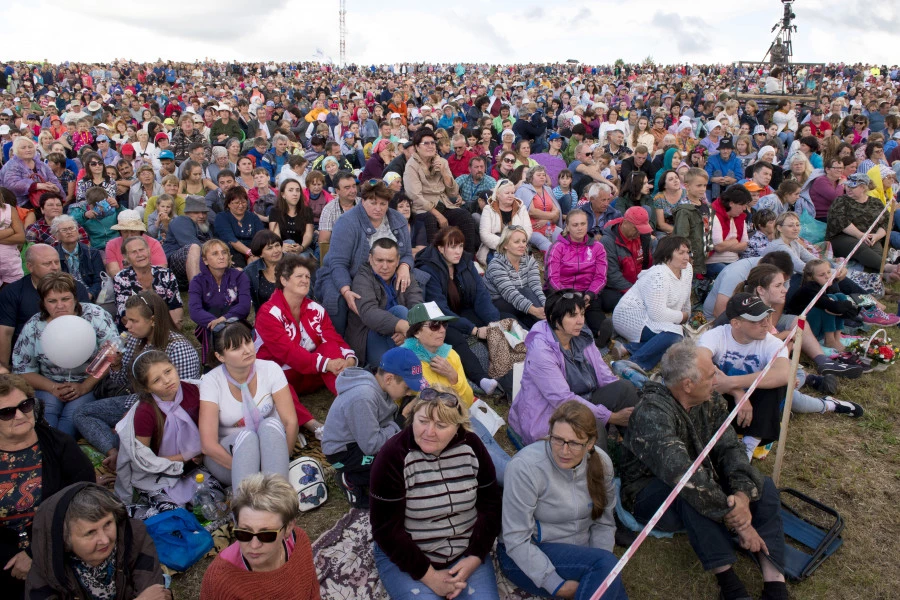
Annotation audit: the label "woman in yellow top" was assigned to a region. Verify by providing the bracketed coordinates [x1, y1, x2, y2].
[401, 301, 512, 483]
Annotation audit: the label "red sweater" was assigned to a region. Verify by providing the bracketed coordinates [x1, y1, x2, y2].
[447, 150, 476, 178]
[254, 289, 355, 375]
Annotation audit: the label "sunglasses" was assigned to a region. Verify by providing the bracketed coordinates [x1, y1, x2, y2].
[502, 158, 515, 163]
[419, 387, 459, 407]
[424, 320, 447, 331]
[560, 291, 584, 300]
[88, 161, 102, 166]
[233, 526, 283, 544]
[506, 224, 526, 232]
[0, 397, 36, 421]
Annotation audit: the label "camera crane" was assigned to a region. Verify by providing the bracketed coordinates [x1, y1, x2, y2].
[764, 0, 797, 64]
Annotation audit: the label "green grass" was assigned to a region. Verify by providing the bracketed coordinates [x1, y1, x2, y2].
[171, 297, 900, 600]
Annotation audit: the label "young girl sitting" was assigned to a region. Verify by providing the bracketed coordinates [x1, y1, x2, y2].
[114, 350, 223, 516]
[734, 134, 757, 171]
[742, 209, 777, 258]
[552, 169, 578, 215]
[147, 194, 174, 242]
[787, 259, 860, 352]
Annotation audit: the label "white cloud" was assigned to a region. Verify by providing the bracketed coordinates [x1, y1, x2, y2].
[0, 0, 894, 66]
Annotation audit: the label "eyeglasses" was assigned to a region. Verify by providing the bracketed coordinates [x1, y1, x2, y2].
[419, 387, 459, 407]
[418, 141, 436, 146]
[0, 397, 36, 421]
[233, 526, 284, 544]
[424, 320, 447, 331]
[57, 226, 78, 233]
[548, 435, 588, 451]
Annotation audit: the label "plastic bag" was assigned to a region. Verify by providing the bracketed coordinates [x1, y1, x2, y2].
[799, 212, 826, 245]
[469, 399, 505, 436]
[95, 271, 115, 305]
[144, 508, 213, 572]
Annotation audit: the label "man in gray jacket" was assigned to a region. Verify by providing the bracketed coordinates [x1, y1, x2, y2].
[321, 347, 427, 509]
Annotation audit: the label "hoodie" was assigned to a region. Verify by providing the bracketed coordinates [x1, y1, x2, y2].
[320, 367, 401, 456]
[672, 200, 712, 275]
[25, 483, 164, 600]
[544, 233, 607, 294]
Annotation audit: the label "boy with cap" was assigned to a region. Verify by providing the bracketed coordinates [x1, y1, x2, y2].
[698, 293, 791, 459]
[321, 346, 428, 508]
[705, 136, 743, 200]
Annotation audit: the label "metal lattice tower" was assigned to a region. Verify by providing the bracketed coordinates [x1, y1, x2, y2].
[339, 0, 346, 66]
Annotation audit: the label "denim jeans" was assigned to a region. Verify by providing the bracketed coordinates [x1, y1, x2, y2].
[470, 418, 511, 486]
[365, 305, 409, 367]
[373, 543, 500, 600]
[36, 389, 95, 438]
[705, 261, 727, 277]
[73, 394, 133, 454]
[632, 476, 785, 572]
[778, 131, 794, 149]
[625, 327, 683, 372]
[497, 542, 628, 600]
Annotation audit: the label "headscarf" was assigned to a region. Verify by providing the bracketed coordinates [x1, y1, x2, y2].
[654, 148, 678, 192]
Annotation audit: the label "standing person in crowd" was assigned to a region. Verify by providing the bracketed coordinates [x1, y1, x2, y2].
[500, 401, 628, 600]
[199, 323, 298, 488]
[370, 386, 503, 600]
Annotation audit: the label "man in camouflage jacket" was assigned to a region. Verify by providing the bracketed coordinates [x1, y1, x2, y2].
[619, 341, 788, 600]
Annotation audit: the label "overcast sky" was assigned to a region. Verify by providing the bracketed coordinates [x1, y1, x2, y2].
[1, 0, 895, 67]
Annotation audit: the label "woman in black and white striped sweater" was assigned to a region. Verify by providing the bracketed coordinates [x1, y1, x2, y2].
[370, 385, 502, 600]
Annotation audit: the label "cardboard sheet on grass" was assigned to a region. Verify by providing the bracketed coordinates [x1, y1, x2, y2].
[313, 508, 542, 600]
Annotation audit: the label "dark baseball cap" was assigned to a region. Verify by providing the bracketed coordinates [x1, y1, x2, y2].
[725, 293, 774, 322]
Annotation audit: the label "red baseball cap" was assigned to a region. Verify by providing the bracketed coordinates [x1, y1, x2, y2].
[624, 206, 653, 234]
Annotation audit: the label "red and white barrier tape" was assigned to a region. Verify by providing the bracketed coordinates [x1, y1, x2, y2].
[590, 201, 891, 599]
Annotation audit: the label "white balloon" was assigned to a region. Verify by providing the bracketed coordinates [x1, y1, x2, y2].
[41, 315, 98, 369]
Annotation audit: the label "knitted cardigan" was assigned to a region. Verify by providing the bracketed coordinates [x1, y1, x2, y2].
[200, 527, 321, 600]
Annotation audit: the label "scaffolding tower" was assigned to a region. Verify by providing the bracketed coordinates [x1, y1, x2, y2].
[339, 0, 346, 67]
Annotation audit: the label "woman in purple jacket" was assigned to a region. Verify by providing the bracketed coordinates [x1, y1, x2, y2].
[508, 290, 637, 449]
[0, 137, 63, 208]
[188, 239, 251, 363]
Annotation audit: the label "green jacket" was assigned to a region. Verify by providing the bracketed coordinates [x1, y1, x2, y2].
[672, 200, 711, 275]
[619, 381, 763, 522]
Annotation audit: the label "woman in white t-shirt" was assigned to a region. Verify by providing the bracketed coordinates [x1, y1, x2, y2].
[199, 323, 298, 488]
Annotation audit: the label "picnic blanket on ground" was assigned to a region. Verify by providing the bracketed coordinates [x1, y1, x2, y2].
[312, 508, 543, 600]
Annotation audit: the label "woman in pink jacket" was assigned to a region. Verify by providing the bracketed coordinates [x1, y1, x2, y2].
[544, 209, 612, 345]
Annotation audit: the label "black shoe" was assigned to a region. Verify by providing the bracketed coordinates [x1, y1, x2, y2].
[805, 373, 838, 395]
[613, 513, 637, 548]
[818, 360, 864, 379]
[335, 472, 369, 509]
[829, 396, 864, 418]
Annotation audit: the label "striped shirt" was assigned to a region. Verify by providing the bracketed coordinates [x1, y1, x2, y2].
[370, 426, 501, 579]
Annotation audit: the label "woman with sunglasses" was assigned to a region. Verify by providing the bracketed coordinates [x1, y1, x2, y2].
[74, 151, 117, 202]
[477, 179, 533, 264]
[112, 350, 221, 516]
[370, 385, 502, 600]
[509, 290, 637, 449]
[201, 473, 320, 599]
[492, 150, 518, 181]
[0, 375, 94, 599]
[499, 401, 628, 600]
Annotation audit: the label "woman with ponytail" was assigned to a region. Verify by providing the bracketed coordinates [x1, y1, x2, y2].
[498, 401, 629, 600]
[113, 351, 221, 515]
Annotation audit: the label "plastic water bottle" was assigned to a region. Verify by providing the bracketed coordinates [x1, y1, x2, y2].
[612, 361, 649, 389]
[192, 473, 225, 524]
[85, 334, 126, 379]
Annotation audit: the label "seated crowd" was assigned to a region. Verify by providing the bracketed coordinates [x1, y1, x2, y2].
[1, 57, 898, 600]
